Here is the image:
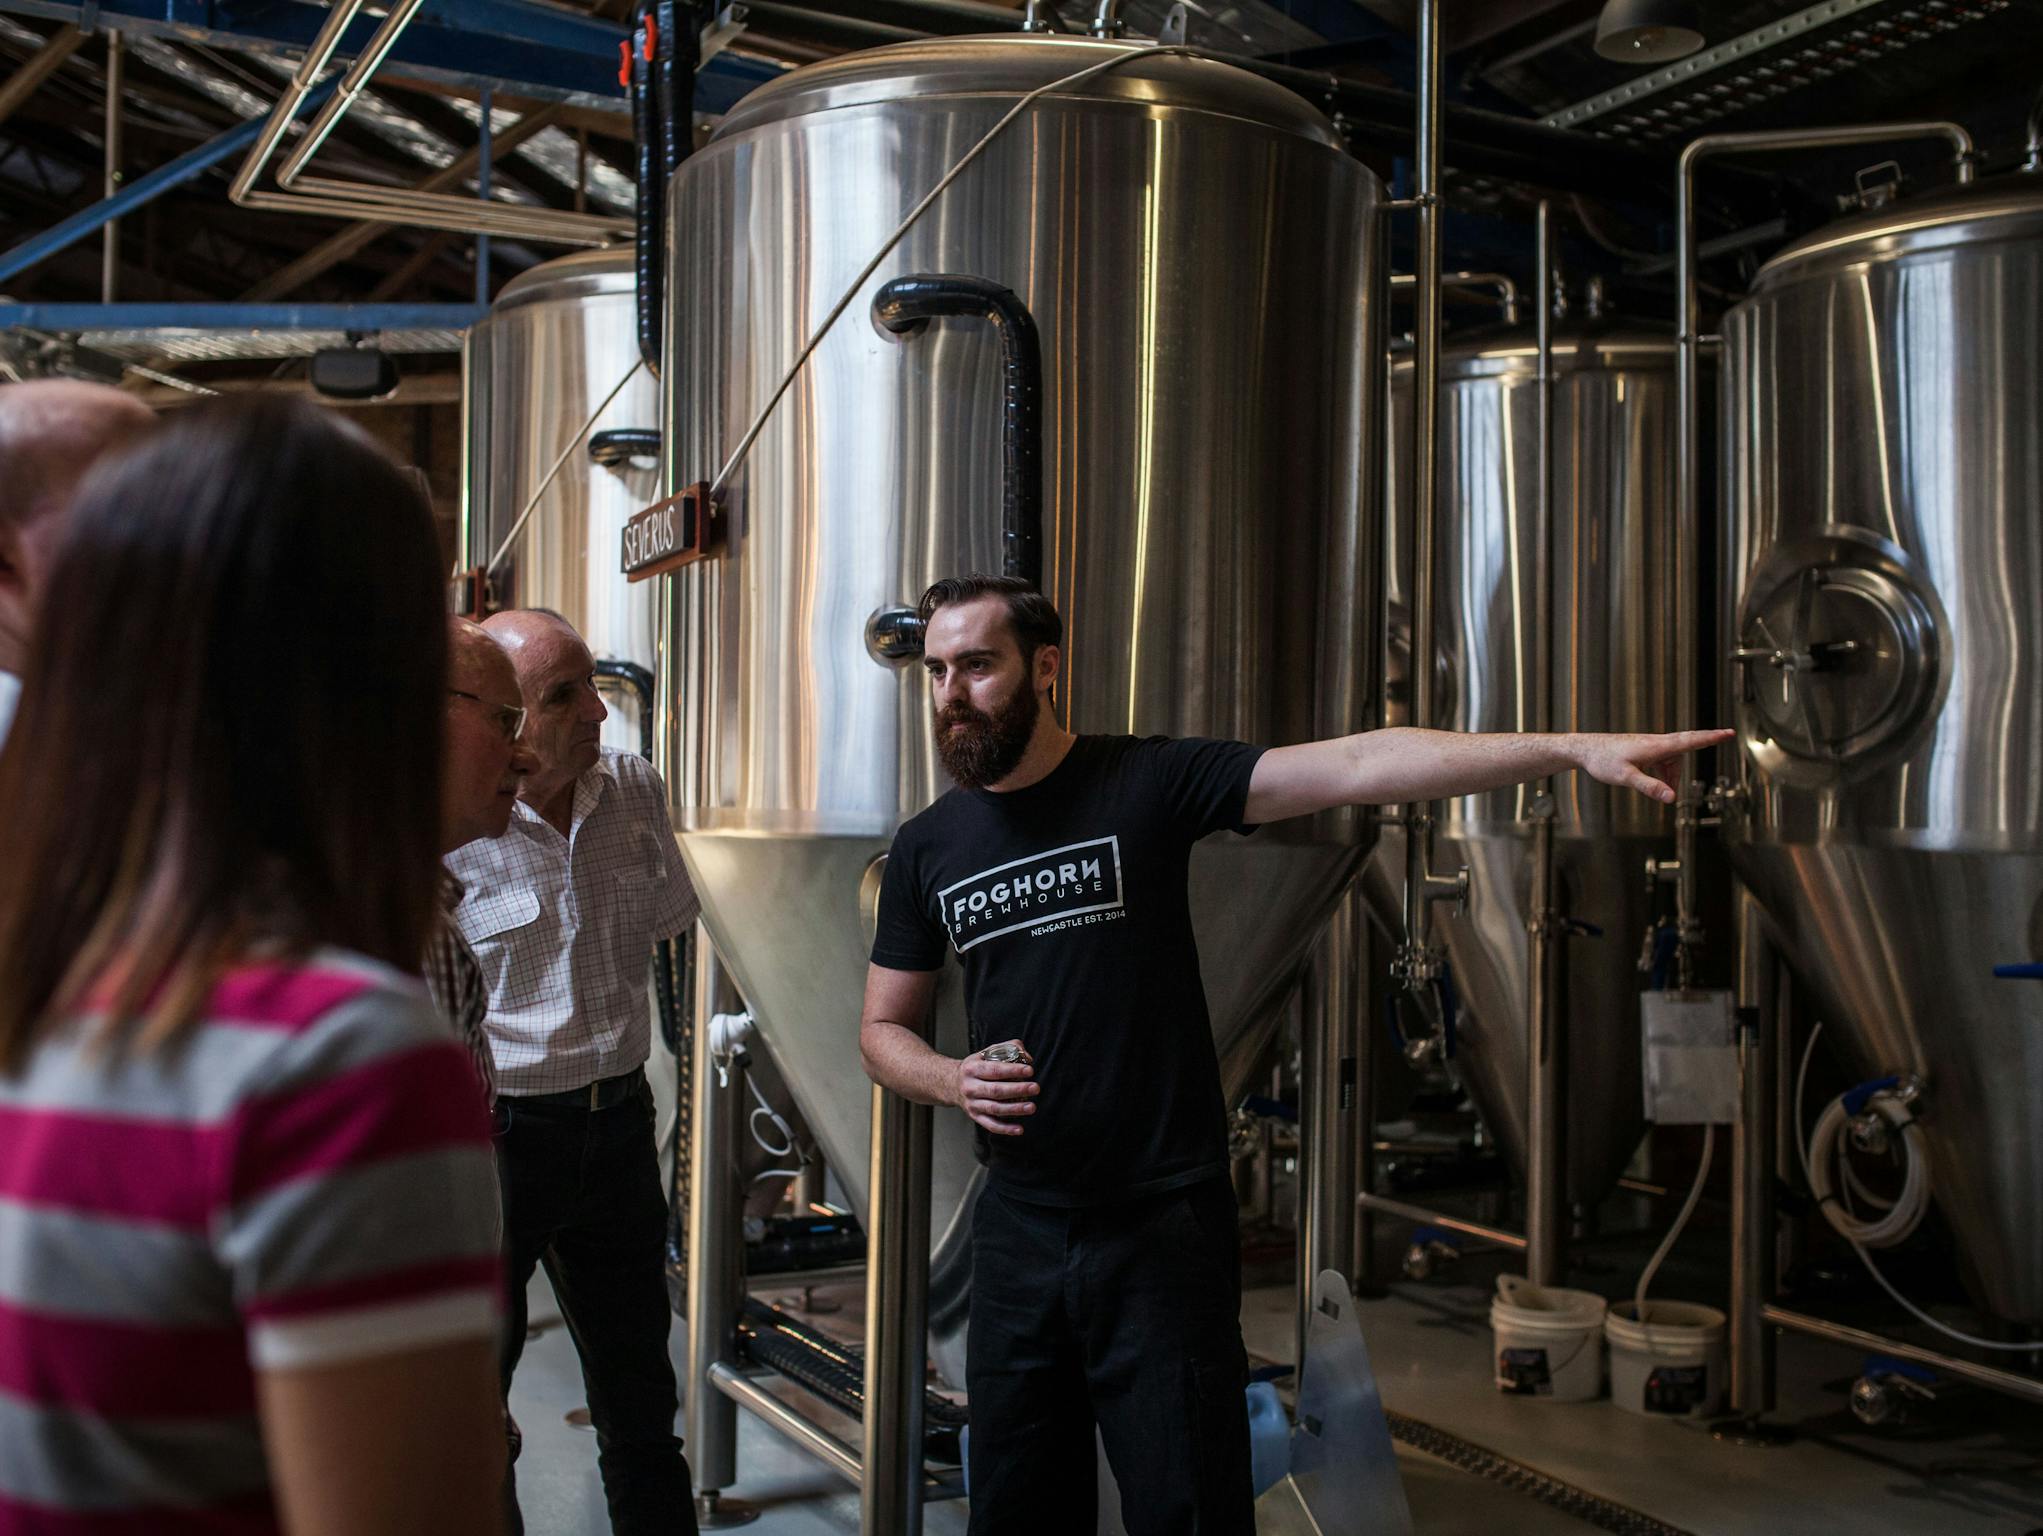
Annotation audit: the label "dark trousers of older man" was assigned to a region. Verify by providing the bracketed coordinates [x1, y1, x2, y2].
[494, 1069, 698, 1536]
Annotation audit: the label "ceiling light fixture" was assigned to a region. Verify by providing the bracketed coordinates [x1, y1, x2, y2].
[1593, 0, 1706, 63]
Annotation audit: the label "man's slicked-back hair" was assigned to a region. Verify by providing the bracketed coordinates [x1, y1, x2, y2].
[917, 574, 1062, 659]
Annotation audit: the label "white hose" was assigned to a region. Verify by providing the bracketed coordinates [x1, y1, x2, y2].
[747, 1072, 796, 1159]
[1795, 1021, 2039, 1353]
[1805, 1093, 1928, 1249]
[1633, 1124, 1714, 1323]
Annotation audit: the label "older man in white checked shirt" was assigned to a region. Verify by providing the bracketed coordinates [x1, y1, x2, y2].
[448, 608, 701, 1536]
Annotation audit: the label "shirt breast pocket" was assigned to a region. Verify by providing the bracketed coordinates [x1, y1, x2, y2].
[612, 868, 660, 940]
[463, 889, 542, 998]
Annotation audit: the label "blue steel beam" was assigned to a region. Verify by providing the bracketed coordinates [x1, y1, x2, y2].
[0, 79, 338, 284]
[0, 0, 783, 109]
[0, 302, 487, 328]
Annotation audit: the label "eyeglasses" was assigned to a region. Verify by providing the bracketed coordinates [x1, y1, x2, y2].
[447, 689, 528, 744]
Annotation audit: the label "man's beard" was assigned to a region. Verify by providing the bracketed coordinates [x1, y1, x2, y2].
[934, 678, 1040, 789]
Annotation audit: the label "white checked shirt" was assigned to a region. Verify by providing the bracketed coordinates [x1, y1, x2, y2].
[447, 746, 699, 1096]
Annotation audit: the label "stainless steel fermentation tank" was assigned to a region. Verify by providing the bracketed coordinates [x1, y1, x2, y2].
[461, 247, 665, 753]
[661, 34, 1381, 1375]
[1367, 323, 1689, 1209]
[462, 251, 813, 1244]
[1720, 175, 2043, 1324]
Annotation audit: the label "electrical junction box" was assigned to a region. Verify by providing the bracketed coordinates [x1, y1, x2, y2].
[1641, 989, 1739, 1125]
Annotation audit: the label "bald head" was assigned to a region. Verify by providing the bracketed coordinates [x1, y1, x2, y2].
[482, 608, 607, 817]
[450, 615, 517, 699]
[0, 381, 155, 671]
[442, 616, 535, 851]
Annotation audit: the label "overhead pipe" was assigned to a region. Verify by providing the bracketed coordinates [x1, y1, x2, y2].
[100, 30, 123, 303]
[1389, 270, 1519, 325]
[1394, 0, 1467, 995]
[1666, 120, 1974, 988]
[1523, 198, 1565, 1287]
[228, 0, 626, 244]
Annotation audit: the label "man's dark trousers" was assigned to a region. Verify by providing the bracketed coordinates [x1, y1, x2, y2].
[965, 1175, 1254, 1535]
[495, 1070, 699, 1536]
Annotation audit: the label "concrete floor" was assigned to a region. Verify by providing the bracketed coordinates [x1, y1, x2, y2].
[506, 1245, 2043, 1535]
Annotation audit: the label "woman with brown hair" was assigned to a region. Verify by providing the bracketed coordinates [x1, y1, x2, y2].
[0, 396, 504, 1536]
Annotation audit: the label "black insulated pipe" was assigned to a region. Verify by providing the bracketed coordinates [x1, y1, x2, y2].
[630, 2, 701, 376]
[872, 274, 1044, 589]
[656, 1, 697, 191]
[628, 0, 661, 374]
[589, 427, 664, 467]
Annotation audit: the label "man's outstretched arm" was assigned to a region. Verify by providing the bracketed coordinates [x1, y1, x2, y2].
[860, 963, 1038, 1137]
[1243, 726, 1735, 826]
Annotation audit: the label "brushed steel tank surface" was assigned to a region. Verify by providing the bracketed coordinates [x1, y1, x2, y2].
[1720, 177, 2043, 1323]
[661, 35, 1380, 1376]
[462, 247, 665, 754]
[1368, 326, 1689, 1208]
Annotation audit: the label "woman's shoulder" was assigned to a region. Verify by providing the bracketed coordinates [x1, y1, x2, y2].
[201, 949, 448, 1095]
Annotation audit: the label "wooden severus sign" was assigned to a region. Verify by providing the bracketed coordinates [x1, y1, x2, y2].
[621, 482, 721, 580]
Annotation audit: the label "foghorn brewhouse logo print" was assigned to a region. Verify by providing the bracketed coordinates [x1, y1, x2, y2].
[938, 837, 1126, 952]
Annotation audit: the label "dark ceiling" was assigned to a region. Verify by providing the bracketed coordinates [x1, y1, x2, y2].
[0, 0, 2036, 374]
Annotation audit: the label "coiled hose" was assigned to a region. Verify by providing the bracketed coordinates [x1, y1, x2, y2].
[1796, 1021, 2038, 1353]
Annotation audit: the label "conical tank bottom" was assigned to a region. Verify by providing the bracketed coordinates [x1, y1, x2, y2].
[1364, 826, 1653, 1210]
[1734, 842, 2043, 1324]
[680, 826, 1365, 1381]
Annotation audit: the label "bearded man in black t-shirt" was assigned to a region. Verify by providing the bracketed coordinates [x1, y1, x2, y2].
[863, 575, 1728, 1536]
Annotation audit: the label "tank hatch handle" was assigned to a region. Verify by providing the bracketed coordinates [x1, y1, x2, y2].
[589, 427, 663, 468]
[871, 274, 1044, 593]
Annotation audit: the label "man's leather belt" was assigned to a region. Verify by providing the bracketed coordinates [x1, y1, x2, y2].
[503, 1067, 644, 1113]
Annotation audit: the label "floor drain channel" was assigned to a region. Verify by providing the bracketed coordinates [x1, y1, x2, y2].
[1385, 1410, 1700, 1536]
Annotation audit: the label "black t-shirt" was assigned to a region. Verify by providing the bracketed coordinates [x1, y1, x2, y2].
[870, 734, 1266, 1206]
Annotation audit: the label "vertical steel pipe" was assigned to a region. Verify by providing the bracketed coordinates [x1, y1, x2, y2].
[1397, 0, 1461, 990]
[1729, 888, 1777, 1415]
[1672, 120, 1974, 986]
[100, 30, 122, 302]
[474, 88, 492, 306]
[1524, 198, 1565, 1287]
[862, 1082, 931, 1536]
[1352, 919, 1380, 1288]
[1299, 893, 1362, 1366]
[684, 940, 746, 1514]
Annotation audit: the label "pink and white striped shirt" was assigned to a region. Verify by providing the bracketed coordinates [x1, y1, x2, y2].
[0, 949, 502, 1535]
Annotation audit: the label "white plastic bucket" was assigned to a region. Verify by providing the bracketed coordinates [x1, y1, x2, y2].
[1490, 1273, 1607, 1402]
[1605, 1300, 1727, 1418]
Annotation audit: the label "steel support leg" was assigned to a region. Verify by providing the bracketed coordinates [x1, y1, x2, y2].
[684, 937, 759, 1525]
[862, 1083, 931, 1536]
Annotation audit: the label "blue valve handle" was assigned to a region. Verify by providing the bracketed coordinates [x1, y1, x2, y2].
[1842, 1075, 1903, 1116]
[1862, 1354, 1937, 1385]
[1993, 963, 2043, 979]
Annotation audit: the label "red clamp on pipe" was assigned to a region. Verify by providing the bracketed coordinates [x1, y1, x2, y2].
[642, 11, 658, 61]
[617, 38, 632, 88]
